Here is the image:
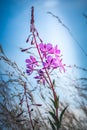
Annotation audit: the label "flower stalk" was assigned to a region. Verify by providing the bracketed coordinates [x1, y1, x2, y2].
[23, 6, 67, 130]
[30, 6, 58, 118]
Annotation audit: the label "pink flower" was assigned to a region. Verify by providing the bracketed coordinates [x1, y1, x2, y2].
[34, 70, 45, 85]
[43, 55, 65, 72]
[39, 43, 54, 57]
[26, 67, 33, 75]
[26, 56, 38, 66]
[54, 45, 61, 56]
[52, 57, 66, 72]
[43, 55, 54, 69]
[26, 56, 38, 75]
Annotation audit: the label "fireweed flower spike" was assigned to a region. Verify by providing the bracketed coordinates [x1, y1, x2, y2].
[24, 6, 67, 130]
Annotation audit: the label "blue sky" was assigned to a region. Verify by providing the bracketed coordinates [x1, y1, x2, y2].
[0, 0, 87, 119]
[0, 0, 87, 74]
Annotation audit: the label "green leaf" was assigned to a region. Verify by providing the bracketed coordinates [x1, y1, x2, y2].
[53, 115, 60, 129]
[50, 98, 54, 104]
[54, 96, 59, 109]
[50, 98, 55, 108]
[51, 106, 55, 113]
[50, 96, 59, 109]
[49, 111, 57, 121]
[48, 118, 56, 130]
[57, 124, 60, 129]
[53, 79, 55, 86]
[49, 111, 59, 124]
[59, 105, 68, 125]
[49, 104, 55, 113]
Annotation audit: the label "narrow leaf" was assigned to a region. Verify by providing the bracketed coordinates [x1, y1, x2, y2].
[53, 79, 55, 86]
[49, 111, 59, 123]
[54, 95, 59, 109]
[60, 105, 68, 125]
[48, 118, 56, 130]
[50, 105, 55, 113]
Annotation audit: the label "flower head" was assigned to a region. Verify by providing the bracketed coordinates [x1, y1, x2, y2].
[43, 55, 65, 72]
[39, 43, 54, 57]
[26, 56, 38, 66]
[34, 69, 45, 85]
[52, 57, 66, 72]
[26, 55, 38, 75]
[54, 45, 61, 56]
[43, 55, 54, 70]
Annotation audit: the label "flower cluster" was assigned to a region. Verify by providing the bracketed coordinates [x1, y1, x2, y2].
[25, 43, 65, 85]
[26, 56, 38, 75]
